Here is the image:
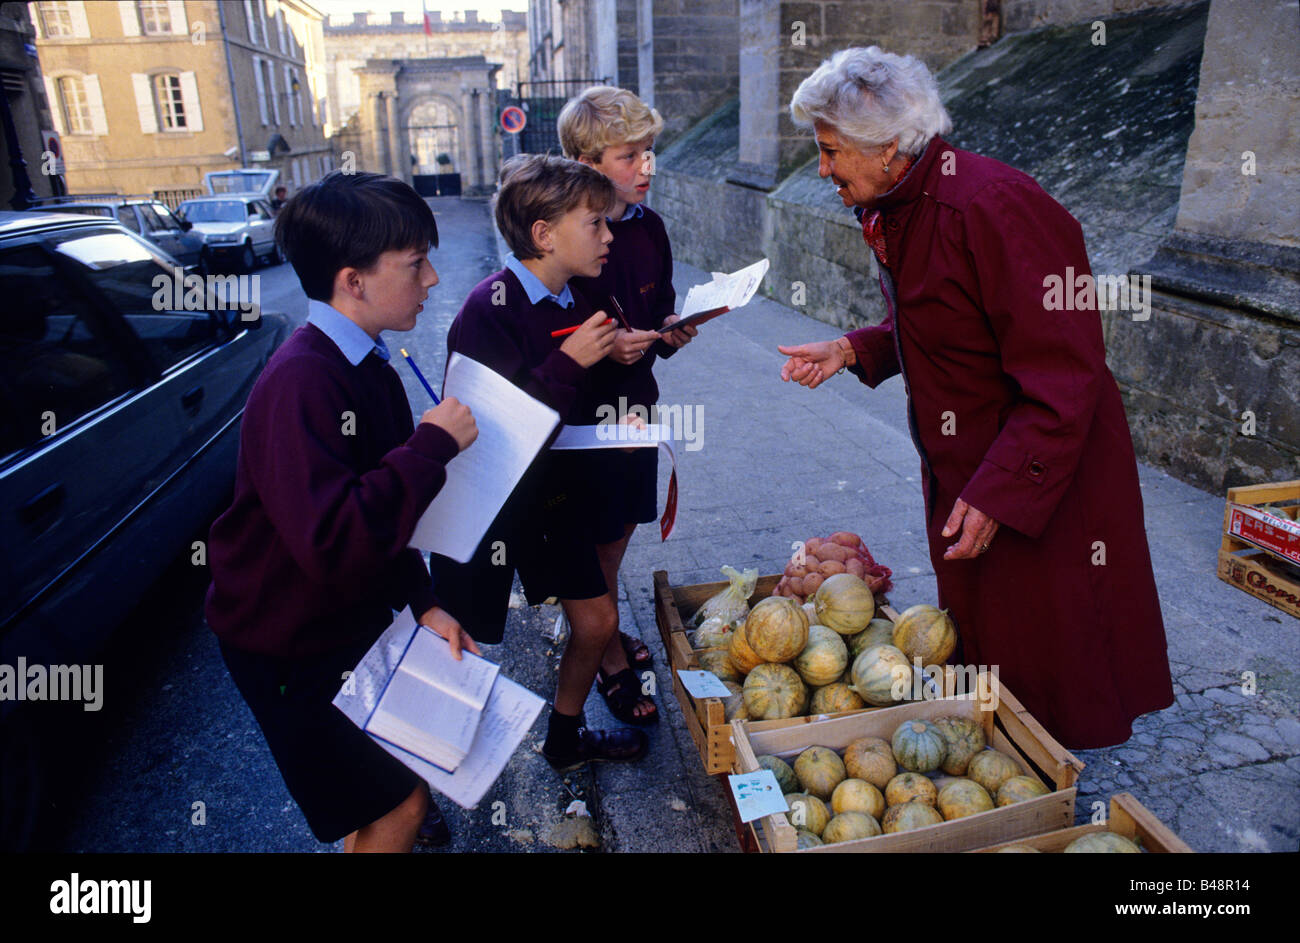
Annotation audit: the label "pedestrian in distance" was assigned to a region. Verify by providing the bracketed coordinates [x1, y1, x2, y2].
[777, 47, 1174, 750]
[205, 171, 479, 852]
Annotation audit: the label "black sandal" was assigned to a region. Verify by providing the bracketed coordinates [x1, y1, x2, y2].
[619, 631, 652, 667]
[542, 725, 649, 772]
[595, 667, 659, 726]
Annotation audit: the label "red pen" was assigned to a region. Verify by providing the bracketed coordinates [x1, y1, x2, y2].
[551, 317, 613, 338]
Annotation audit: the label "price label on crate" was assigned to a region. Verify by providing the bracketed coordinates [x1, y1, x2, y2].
[676, 669, 733, 699]
[727, 770, 789, 823]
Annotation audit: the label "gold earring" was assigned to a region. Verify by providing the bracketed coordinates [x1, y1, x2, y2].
[882, 160, 890, 172]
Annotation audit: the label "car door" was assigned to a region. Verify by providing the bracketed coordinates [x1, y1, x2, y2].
[151, 203, 204, 269]
[136, 203, 185, 266]
[248, 200, 275, 255]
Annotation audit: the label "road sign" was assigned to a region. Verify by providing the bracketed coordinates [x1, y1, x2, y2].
[500, 106, 526, 134]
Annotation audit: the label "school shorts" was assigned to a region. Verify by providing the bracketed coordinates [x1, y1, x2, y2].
[219, 634, 422, 844]
[587, 447, 658, 544]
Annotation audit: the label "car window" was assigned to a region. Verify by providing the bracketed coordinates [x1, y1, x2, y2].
[0, 244, 137, 459]
[151, 204, 182, 231]
[116, 206, 141, 233]
[50, 230, 221, 373]
[249, 201, 271, 220]
[178, 201, 244, 223]
[136, 204, 164, 232]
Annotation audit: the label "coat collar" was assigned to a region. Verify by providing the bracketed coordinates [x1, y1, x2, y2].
[872, 135, 946, 214]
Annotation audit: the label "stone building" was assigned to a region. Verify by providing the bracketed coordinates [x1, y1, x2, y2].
[586, 0, 1298, 492]
[32, 0, 332, 201]
[1, 1, 62, 208]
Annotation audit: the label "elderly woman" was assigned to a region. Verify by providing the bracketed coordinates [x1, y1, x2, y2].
[779, 47, 1173, 750]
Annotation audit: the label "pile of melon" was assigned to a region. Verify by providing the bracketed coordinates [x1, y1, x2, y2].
[692, 583, 959, 722]
[772, 532, 893, 603]
[757, 714, 1053, 847]
[994, 833, 1142, 853]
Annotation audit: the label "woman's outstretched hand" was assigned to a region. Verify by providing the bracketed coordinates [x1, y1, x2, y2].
[778, 340, 845, 390]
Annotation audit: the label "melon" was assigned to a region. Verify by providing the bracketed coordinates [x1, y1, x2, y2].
[892, 719, 947, 773]
[757, 754, 798, 794]
[794, 746, 846, 801]
[793, 627, 849, 687]
[996, 775, 1050, 807]
[937, 779, 994, 820]
[795, 828, 824, 849]
[882, 801, 944, 833]
[698, 650, 741, 684]
[846, 618, 896, 662]
[967, 750, 1022, 795]
[934, 715, 986, 775]
[721, 681, 749, 722]
[785, 792, 830, 835]
[891, 604, 957, 665]
[1064, 832, 1141, 853]
[745, 596, 809, 663]
[742, 663, 808, 719]
[884, 772, 938, 807]
[822, 811, 882, 843]
[849, 644, 913, 706]
[809, 682, 866, 715]
[727, 620, 764, 675]
[812, 573, 876, 635]
[831, 778, 885, 820]
[996, 844, 1042, 853]
[844, 738, 896, 789]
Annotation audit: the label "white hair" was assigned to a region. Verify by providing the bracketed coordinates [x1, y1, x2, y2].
[790, 47, 952, 156]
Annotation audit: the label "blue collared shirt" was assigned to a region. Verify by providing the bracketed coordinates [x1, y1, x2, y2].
[504, 253, 575, 309]
[614, 203, 644, 222]
[306, 299, 390, 365]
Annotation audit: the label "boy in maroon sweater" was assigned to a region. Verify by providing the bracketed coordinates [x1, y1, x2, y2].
[558, 87, 698, 698]
[205, 172, 479, 852]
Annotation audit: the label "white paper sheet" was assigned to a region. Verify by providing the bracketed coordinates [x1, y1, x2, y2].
[679, 258, 770, 319]
[407, 352, 559, 562]
[333, 607, 545, 809]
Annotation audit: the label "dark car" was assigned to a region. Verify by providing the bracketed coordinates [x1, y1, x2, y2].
[0, 211, 290, 849]
[30, 198, 207, 273]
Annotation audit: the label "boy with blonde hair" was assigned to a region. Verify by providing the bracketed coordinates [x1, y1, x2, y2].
[557, 87, 698, 714]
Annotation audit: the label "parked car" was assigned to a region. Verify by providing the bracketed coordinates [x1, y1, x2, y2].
[0, 211, 290, 849]
[30, 198, 206, 273]
[176, 196, 280, 273]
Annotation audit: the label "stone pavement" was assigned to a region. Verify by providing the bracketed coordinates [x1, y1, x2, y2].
[420, 196, 1296, 854]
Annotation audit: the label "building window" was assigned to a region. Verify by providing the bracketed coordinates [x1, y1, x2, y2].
[137, 0, 171, 35]
[153, 73, 187, 130]
[57, 75, 92, 134]
[37, 1, 75, 37]
[244, 0, 267, 46]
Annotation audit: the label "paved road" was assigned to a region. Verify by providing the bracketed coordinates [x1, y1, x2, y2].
[31, 195, 1300, 854]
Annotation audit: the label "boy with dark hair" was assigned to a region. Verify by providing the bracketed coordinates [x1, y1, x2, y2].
[431, 154, 653, 768]
[206, 171, 479, 852]
[557, 86, 697, 683]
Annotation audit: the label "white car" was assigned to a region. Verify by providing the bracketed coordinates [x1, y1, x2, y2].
[177, 196, 280, 273]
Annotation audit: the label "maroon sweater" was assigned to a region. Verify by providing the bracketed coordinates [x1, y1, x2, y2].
[205, 324, 459, 658]
[570, 205, 678, 413]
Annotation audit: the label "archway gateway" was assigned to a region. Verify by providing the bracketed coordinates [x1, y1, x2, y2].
[352, 56, 502, 195]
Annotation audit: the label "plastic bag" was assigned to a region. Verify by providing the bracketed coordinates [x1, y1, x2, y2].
[690, 565, 758, 627]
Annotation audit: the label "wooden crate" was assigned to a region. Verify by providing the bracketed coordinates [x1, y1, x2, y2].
[1217, 479, 1300, 619]
[729, 678, 1084, 853]
[970, 793, 1193, 853]
[652, 569, 901, 775]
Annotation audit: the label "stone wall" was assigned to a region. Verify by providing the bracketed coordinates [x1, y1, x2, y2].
[1002, 0, 1205, 31]
[640, 0, 740, 144]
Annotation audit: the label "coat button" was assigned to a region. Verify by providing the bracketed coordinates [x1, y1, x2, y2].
[887, 219, 899, 230]
[1028, 461, 1045, 476]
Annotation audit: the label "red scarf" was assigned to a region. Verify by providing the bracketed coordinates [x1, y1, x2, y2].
[859, 154, 917, 269]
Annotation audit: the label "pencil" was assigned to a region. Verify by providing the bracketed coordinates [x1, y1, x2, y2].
[551, 317, 613, 338]
[607, 295, 631, 330]
[399, 348, 440, 404]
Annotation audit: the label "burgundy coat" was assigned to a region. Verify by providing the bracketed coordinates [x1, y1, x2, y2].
[843, 137, 1173, 749]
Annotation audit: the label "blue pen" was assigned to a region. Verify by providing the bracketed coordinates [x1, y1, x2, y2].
[400, 348, 440, 404]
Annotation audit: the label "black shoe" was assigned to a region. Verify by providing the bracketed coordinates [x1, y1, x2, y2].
[541, 725, 649, 772]
[415, 793, 451, 847]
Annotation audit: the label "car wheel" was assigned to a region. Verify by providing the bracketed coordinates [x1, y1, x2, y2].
[240, 241, 257, 273]
[270, 241, 285, 265]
